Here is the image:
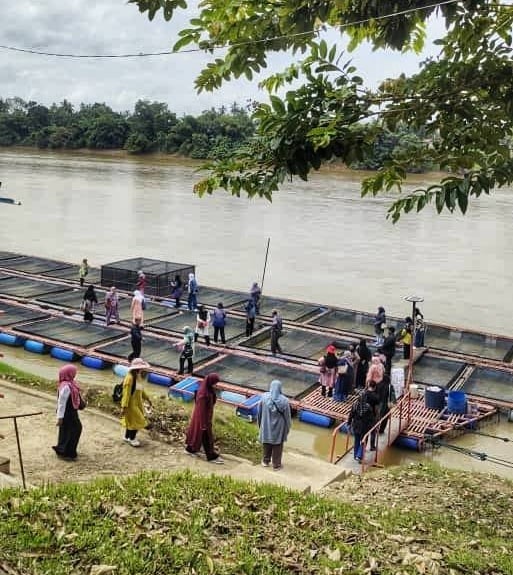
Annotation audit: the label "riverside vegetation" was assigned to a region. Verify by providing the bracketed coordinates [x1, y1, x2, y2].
[1, 362, 513, 573]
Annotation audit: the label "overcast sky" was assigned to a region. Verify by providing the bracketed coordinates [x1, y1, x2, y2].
[1, 1, 445, 115]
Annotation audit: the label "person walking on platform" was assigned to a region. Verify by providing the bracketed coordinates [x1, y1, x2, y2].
[177, 326, 195, 375]
[120, 358, 152, 447]
[347, 388, 376, 462]
[81, 285, 98, 323]
[187, 273, 199, 311]
[170, 274, 183, 309]
[270, 309, 283, 355]
[136, 270, 146, 295]
[373, 306, 386, 346]
[185, 372, 224, 463]
[52, 364, 83, 461]
[245, 299, 257, 337]
[249, 282, 262, 314]
[195, 305, 211, 346]
[355, 339, 371, 389]
[78, 258, 89, 287]
[105, 286, 120, 326]
[128, 317, 143, 362]
[258, 379, 292, 470]
[334, 351, 354, 402]
[399, 317, 413, 359]
[414, 308, 426, 348]
[212, 302, 227, 344]
[366, 354, 385, 388]
[318, 344, 338, 398]
[380, 326, 397, 376]
[131, 290, 145, 326]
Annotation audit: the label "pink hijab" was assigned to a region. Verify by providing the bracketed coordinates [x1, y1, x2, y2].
[366, 356, 384, 385]
[58, 364, 81, 410]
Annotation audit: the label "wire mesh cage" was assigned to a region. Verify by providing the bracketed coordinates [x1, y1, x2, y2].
[101, 257, 195, 297]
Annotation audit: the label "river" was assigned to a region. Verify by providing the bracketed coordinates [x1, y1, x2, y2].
[1, 148, 513, 335]
[1, 148, 513, 478]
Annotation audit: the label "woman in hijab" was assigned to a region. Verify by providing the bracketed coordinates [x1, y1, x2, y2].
[52, 364, 83, 460]
[121, 357, 152, 447]
[366, 354, 384, 387]
[355, 339, 371, 389]
[176, 326, 195, 375]
[257, 380, 292, 470]
[81, 284, 98, 323]
[195, 304, 211, 346]
[185, 373, 224, 463]
[131, 289, 145, 326]
[318, 344, 338, 397]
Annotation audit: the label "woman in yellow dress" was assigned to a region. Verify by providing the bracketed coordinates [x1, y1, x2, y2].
[121, 358, 152, 447]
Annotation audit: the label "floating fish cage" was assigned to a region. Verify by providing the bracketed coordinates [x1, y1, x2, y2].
[101, 257, 195, 298]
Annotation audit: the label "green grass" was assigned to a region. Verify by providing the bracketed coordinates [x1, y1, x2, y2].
[0, 464, 512, 574]
[0, 360, 260, 463]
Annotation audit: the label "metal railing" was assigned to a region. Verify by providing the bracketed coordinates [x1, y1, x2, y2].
[329, 392, 412, 468]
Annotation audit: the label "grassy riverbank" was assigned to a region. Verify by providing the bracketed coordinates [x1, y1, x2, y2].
[0, 361, 260, 463]
[0, 463, 512, 574]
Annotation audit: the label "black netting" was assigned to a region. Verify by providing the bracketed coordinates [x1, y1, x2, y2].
[0, 277, 70, 298]
[413, 355, 466, 388]
[463, 367, 513, 404]
[0, 302, 49, 326]
[0, 255, 73, 274]
[150, 310, 247, 340]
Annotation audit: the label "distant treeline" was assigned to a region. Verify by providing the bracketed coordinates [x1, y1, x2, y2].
[0, 96, 432, 169]
[0, 97, 254, 160]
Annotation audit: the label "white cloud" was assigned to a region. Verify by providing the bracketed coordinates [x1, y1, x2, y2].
[0, 1, 444, 114]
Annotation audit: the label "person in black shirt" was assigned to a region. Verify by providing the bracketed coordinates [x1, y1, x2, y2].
[380, 326, 397, 376]
[128, 317, 143, 362]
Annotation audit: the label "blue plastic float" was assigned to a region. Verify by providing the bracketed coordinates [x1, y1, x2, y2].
[394, 436, 421, 450]
[24, 340, 46, 354]
[50, 347, 76, 362]
[113, 364, 129, 378]
[81, 356, 106, 370]
[0, 332, 24, 347]
[148, 372, 173, 387]
[447, 390, 467, 414]
[168, 377, 199, 401]
[219, 390, 246, 405]
[298, 410, 333, 428]
[236, 395, 261, 422]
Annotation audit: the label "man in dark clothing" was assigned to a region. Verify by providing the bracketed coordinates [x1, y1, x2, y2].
[376, 374, 392, 434]
[365, 381, 380, 450]
[380, 326, 397, 376]
[348, 389, 376, 462]
[270, 309, 283, 355]
[128, 317, 143, 362]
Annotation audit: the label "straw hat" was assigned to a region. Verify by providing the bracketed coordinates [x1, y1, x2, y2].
[128, 358, 150, 371]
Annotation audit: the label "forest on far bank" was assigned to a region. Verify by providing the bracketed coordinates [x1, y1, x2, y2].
[0, 96, 433, 170]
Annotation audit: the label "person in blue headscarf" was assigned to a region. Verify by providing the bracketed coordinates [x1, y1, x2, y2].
[257, 380, 292, 470]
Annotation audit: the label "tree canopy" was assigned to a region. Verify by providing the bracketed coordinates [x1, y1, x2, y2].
[131, 0, 513, 220]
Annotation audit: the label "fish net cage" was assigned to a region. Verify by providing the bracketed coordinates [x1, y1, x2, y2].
[101, 257, 195, 298]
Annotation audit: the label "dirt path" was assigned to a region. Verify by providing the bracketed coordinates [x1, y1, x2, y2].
[0, 380, 345, 491]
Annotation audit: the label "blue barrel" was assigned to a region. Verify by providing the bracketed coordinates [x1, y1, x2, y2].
[81, 356, 107, 370]
[236, 395, 261, 421]
[168, 377, 199, 399]
[219, 391, 246, 405]
[424, 386, 446, 410]
[24, 340, 46, 354]
[299, 410, 333, 428]
[0, 333, 24, 347]
[394, 436, 421, 450]
[148, 372, 173, 387]
[50, 347, 76, 362]
[113, 364, 129, 378]
[447, 390, 467, 414]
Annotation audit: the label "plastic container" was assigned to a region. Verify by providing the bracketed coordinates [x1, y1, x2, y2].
[424, 386, 446, 410]
[169, 377, 199, 400]
[81, 356, 107, 370]
[113, 364, 129, 378]
[409, 384, 420, 399]
[298, 410, 333, 428]
[236, 395, 261, 422]
[447, 390, 467, 414]
[24, 340, 46, 354]
[394, 436, 421, 450]
[391, 367, 405, 399]
[148, 372, 173, 387]
[219, 391, 246, 405]
[0, 332, 24, 347]
[50, 347, 76, 362]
